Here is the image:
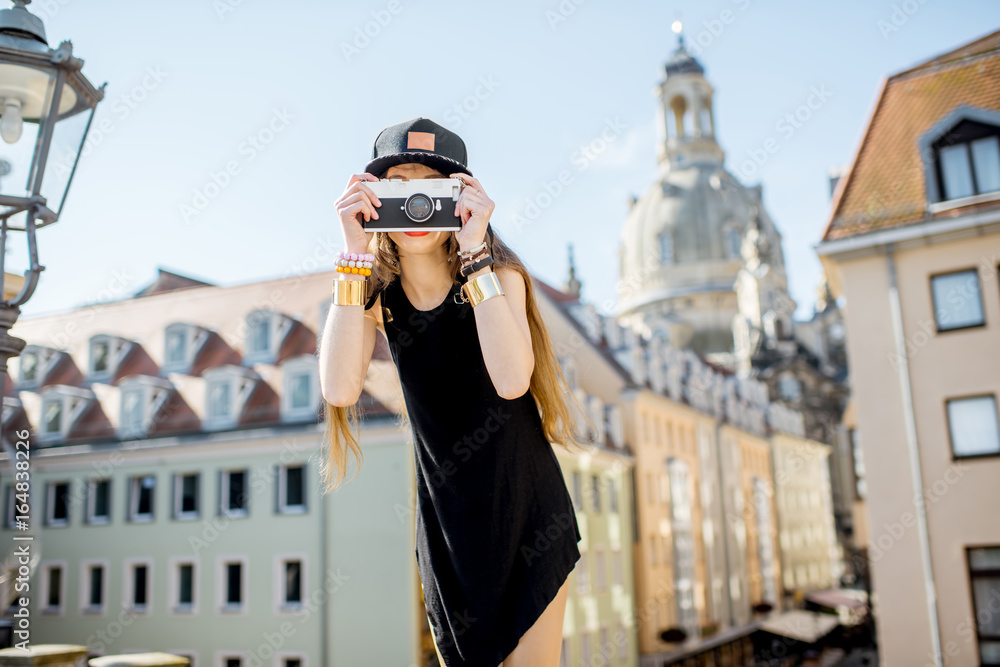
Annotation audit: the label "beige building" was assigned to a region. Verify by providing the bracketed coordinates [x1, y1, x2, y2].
[817, 29, 1000, 667]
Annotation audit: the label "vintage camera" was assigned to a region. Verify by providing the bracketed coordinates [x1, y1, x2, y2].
[361, 178, 465, 232]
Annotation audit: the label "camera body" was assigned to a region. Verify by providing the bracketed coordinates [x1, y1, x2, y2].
[361, 178, 465, 232]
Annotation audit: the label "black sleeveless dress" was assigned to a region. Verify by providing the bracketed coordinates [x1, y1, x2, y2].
[364, 271, 582, 666]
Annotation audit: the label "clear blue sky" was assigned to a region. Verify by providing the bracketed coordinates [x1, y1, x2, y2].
[12, 0, 1000, 321]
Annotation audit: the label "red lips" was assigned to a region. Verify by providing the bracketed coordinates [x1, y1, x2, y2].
[404, 231, 430, 236]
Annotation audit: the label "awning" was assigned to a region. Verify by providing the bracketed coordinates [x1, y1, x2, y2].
[805, 588, 868, 610]
[758, 610, 839, 644]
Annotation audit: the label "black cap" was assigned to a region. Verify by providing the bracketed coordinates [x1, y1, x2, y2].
[365, 117, 473, 178]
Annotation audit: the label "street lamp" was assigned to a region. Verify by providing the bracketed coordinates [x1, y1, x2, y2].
[0, 0, 104, 378]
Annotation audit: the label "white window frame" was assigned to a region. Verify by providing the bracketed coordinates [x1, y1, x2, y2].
[39, 560, 67, 615]
[86, 478, 111, 525]
[118, 376, 172, 439]
[203, 366, 258, 431]
[277, 464, 306, 515]
[45, 480, 71, 527]
[128, 474, 156, 523]
[221, 469, 249, 518]
[281, 356, 320, 422]
[658, 231, 674, 264]
[243, 308, 293, 364]
[173, 472, 201, 520]
[87, 334, 133, 382]
[79, 558, 109, 615]
[273, 553, 307, 614]
[16, 345, 61, 389]
[38, 386, 93, 443]
[123, 557, 153, 615]
[946, 394, 1000, 458]
[216, 555, 249, 615]
[930, 268, 985, 332]
[163, 322, 209, 374]
[168, 556, 199, 615]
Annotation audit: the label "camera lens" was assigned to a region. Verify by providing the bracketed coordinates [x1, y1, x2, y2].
[404, 193, 433, 222]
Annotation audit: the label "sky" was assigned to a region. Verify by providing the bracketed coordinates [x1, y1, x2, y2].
[9, 0, 1000, 322]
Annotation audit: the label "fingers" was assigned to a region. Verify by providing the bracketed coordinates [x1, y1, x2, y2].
[337, 180, 382, 221]
[338, 192, 378, 222]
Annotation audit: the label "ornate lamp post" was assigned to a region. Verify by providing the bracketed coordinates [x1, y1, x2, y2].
[0, 0, 104, 382]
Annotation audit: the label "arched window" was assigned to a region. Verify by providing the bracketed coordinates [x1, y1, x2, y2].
[699, 103, 713, 137]
[669, 95, 690, 139]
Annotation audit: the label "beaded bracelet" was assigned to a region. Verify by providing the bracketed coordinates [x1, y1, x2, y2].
[336, 251, 374, 276]
[458, 241, 487, 259]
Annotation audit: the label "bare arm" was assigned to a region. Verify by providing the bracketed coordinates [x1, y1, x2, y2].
[318, 172, 383, 407]
[466, 265, 534, 400]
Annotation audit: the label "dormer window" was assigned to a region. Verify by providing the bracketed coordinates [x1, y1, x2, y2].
[203, 366, 259, 431]
[725, 226, 742, 258]
[243, 309, 293, 364]
[935, 124, 1000, 201]
[38, 387, 94, 443]
[87, 335, 133, 382]
[16, 345, 61, 390]
[118, 376, 173, 439]
[281, 356, 320, 422]
[163, 323, 209, 374]
[921, 107, 1000, 208]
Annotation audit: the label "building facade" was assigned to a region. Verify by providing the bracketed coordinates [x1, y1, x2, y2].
[817, 29, 1000, 667]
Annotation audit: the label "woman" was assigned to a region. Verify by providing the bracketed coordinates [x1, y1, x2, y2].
[318, 118, 589, 667]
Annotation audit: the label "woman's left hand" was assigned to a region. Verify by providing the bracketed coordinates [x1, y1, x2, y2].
[450, 173, 495, 252]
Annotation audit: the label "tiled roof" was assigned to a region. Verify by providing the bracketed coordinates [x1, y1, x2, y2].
[822, 29, 1000, 241]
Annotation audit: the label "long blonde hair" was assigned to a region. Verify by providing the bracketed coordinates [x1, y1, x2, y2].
[318, 226, 592, 494]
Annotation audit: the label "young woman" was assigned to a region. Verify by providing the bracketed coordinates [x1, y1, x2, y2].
[318, 118, 588, 667]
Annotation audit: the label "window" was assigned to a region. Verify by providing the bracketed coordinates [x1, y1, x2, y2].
[934, 122, 1000, 201]
[571, 472, 582, 511]
[41, 563, 65, 613]
[86, 479, 111, 524]
[128, 475, 156, 522]
[726, 226, 742, 258]
[278, 556, 304, 610]
[223, 658, 243, 667]
[42, 397, 61, 436]
[946, 395, 1000, 458]
[20, 350, 37, 383]
[118, 377, 173, 439]
[203, 366, 258, 430]
[278, 465, 306, 514]
[850, 429, 867, 500]
[222, 470, 248, 517]
[931, 269, 985, 331]
[609, 478, 618, 513]
[169, 558, 197, 614]
[595, 548, 607, 591]
[163, 323, 210, 373]
[165, 326, 188, 366]
[219, 557, 247, 612]
[967, 546, 1000, 665]
[126, 561, 151, 612]
[581, 630, 591, 666]
[81, 561, 106, 613]
[279, 657, 304, 667]
[87, 335, 132, 381]
[658, 232, 674, 264]
[282, 357, 320, 421]
[174, 473, 200, 519]
[591, 475, 601, 512]
[45, 481, 70, 527]
[17, 345, 60, 389]
[613, 549, 623, 588]
[243, 309, 293, 363]
[38, 387, 93, 442]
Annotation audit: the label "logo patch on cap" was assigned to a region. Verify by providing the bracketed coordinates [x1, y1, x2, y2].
[407, 131, 436, 151]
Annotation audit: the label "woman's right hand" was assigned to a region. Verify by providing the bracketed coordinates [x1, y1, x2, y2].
[335, 172, 382, 255]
